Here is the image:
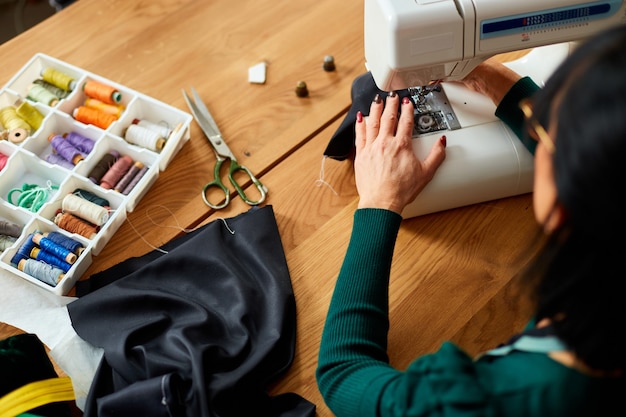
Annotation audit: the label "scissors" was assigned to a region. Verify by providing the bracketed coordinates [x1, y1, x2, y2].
[182, 86, 268, 209]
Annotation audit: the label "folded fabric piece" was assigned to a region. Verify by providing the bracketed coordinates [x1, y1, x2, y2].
[68, 206, 315, 417]
[323, 71, 413, 160]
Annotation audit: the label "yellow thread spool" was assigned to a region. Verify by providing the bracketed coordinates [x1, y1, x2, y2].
[41, 67, 76, 91]
[15, 100, 44, 131]
[0, 106, 31, 135]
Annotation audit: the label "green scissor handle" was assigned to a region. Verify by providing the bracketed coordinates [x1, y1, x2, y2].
[202, 157, 268, 209]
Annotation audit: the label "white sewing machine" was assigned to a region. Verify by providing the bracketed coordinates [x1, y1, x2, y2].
[364, 0, 626, 218]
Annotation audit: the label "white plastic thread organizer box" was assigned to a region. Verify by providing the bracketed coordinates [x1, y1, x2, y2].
[0, 53, 192, 295]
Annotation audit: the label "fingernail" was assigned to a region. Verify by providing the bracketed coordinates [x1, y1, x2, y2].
[402, 97, 410, 105]
[373, 94, 382, 104]
[388, 91, 397, 98]
[356, 111, 363, 123]
[440, 135, 447, 147]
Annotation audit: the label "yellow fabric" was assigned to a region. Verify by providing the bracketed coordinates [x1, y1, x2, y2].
[0, 377, 74, 417]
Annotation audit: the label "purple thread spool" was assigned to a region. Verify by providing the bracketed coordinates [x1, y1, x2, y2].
[122, 165, 148, 195]
[64, 131, 95, 154]
[48, 134, 84, 165]
[46, 153, 75, 169]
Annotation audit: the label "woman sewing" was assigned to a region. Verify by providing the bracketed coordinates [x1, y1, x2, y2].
[316, 24, 626, 416]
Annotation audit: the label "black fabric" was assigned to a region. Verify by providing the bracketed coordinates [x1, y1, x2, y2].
[68, 206, 315, 417]
[323, 71, 413, 160]
[0, 333, 71, 417]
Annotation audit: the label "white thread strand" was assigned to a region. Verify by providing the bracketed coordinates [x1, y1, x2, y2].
[314, 155, 339, 195]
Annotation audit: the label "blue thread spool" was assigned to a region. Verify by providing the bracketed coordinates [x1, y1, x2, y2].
[29, 246, 72, 273]
[43, 231, 84, 256]
[10, 233, 36, 266]
[32, 233, 77, 264]
[18, 258, 64, 287]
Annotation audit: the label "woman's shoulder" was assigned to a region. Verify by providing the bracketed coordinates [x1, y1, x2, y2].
[398, 341, 618, 417]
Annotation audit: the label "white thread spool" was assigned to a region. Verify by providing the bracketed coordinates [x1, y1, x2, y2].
[61, 193, 110, 226]
[124, 124, 165, 151]
[132, 118, 172, 138]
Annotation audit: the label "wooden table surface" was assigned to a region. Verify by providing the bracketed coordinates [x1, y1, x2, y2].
[0, 1, 536, 415]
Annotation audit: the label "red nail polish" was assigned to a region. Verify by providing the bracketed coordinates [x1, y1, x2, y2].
[356, 111, 363, 123]
[402, 97, 410, 105]
[440, 135, 447, 147]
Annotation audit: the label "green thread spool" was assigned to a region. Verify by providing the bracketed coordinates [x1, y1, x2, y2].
[27, 83, 59, 106]
[41, 67, 76, 91]
[33, 79, 70, 99]
[15, 100, 44, 131]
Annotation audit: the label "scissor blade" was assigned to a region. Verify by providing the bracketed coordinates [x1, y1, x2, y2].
[182, 88, 237, 160]
[190, 86, 222, 135]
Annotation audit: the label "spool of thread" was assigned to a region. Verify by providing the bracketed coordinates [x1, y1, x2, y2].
[73, 106, 117, 129]
[18, 258, 64, 287]
[124, 124, 165, 151]
[27, 83, 59, 106]
[0, 152, 8, 170]
[83, 80, 122, 104]
[54, 212, 98, 239]
[62, 193, 109, 226]
[33, 79, 70, 99]
[87, 150, 120, 183]
[10, 233, 36, 266]
[132, 118, 173, 139]
[43, 231, 84, 255]
[6, 128, 28, 144]
[100, 154, 133, 189]
[46, 153, 75, 170]
[72, 188, 110, 208]
[32, 233, 77, 264]
[123, 165, 148, 195]
[0, 106, 32, 134]
[84, 98, 124, 118]
[48, 133, 84, 165]
[0, 235, 17, 251]
[41, 67, 76, 91]
[15, 100, 44, 131]
[30, 246, 72, 273]
[0, 220, 22, 238]
[114, 160, 144, 192]
[64, 131, 95, 154]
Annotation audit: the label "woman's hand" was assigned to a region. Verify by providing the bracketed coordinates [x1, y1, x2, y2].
[354, 92, 447, 215]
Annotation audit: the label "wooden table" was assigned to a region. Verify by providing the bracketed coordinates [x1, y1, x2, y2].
[0, 1, 536, 415]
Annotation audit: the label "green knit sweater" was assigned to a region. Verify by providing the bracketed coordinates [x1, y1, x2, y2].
[316, 78, 622, 416]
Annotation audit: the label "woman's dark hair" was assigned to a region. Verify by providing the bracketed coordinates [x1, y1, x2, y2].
[521, 24, 626, 372]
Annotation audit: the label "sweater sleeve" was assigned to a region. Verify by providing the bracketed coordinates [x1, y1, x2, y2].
[495, 76, 542, 155]
[316, 208, 403, 417]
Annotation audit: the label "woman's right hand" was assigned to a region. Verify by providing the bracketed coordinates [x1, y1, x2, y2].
[354, 92, 447, 215]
